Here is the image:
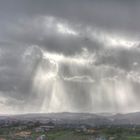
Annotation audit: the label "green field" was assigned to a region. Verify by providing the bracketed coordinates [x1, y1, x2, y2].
[127, 136, 140, 140]
[47, 130, 95, 140]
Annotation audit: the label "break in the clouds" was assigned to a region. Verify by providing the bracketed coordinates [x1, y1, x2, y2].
[1, 0, 140, 114]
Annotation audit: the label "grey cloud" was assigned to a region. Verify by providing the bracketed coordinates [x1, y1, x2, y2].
[1, 0, 140, 33]
[63, 75, 94, 83]
[0, 0, 140, 113]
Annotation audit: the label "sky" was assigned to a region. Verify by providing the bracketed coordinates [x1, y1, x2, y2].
[0, 0, 140, 114]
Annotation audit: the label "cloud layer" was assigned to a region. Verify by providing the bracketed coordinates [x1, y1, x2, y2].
[0, 0, 140, 114]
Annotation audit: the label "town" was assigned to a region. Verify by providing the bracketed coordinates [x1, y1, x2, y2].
[0, 113, 140, 140]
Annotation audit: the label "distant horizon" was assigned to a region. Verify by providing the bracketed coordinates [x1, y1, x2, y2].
[1, 111, 140, 116]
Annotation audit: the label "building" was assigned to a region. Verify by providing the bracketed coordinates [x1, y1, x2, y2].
[36, 135, 48, 140]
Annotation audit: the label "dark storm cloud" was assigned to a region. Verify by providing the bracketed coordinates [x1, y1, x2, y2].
[1, 0, 140, 32]
[0, 0, 140, 113]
